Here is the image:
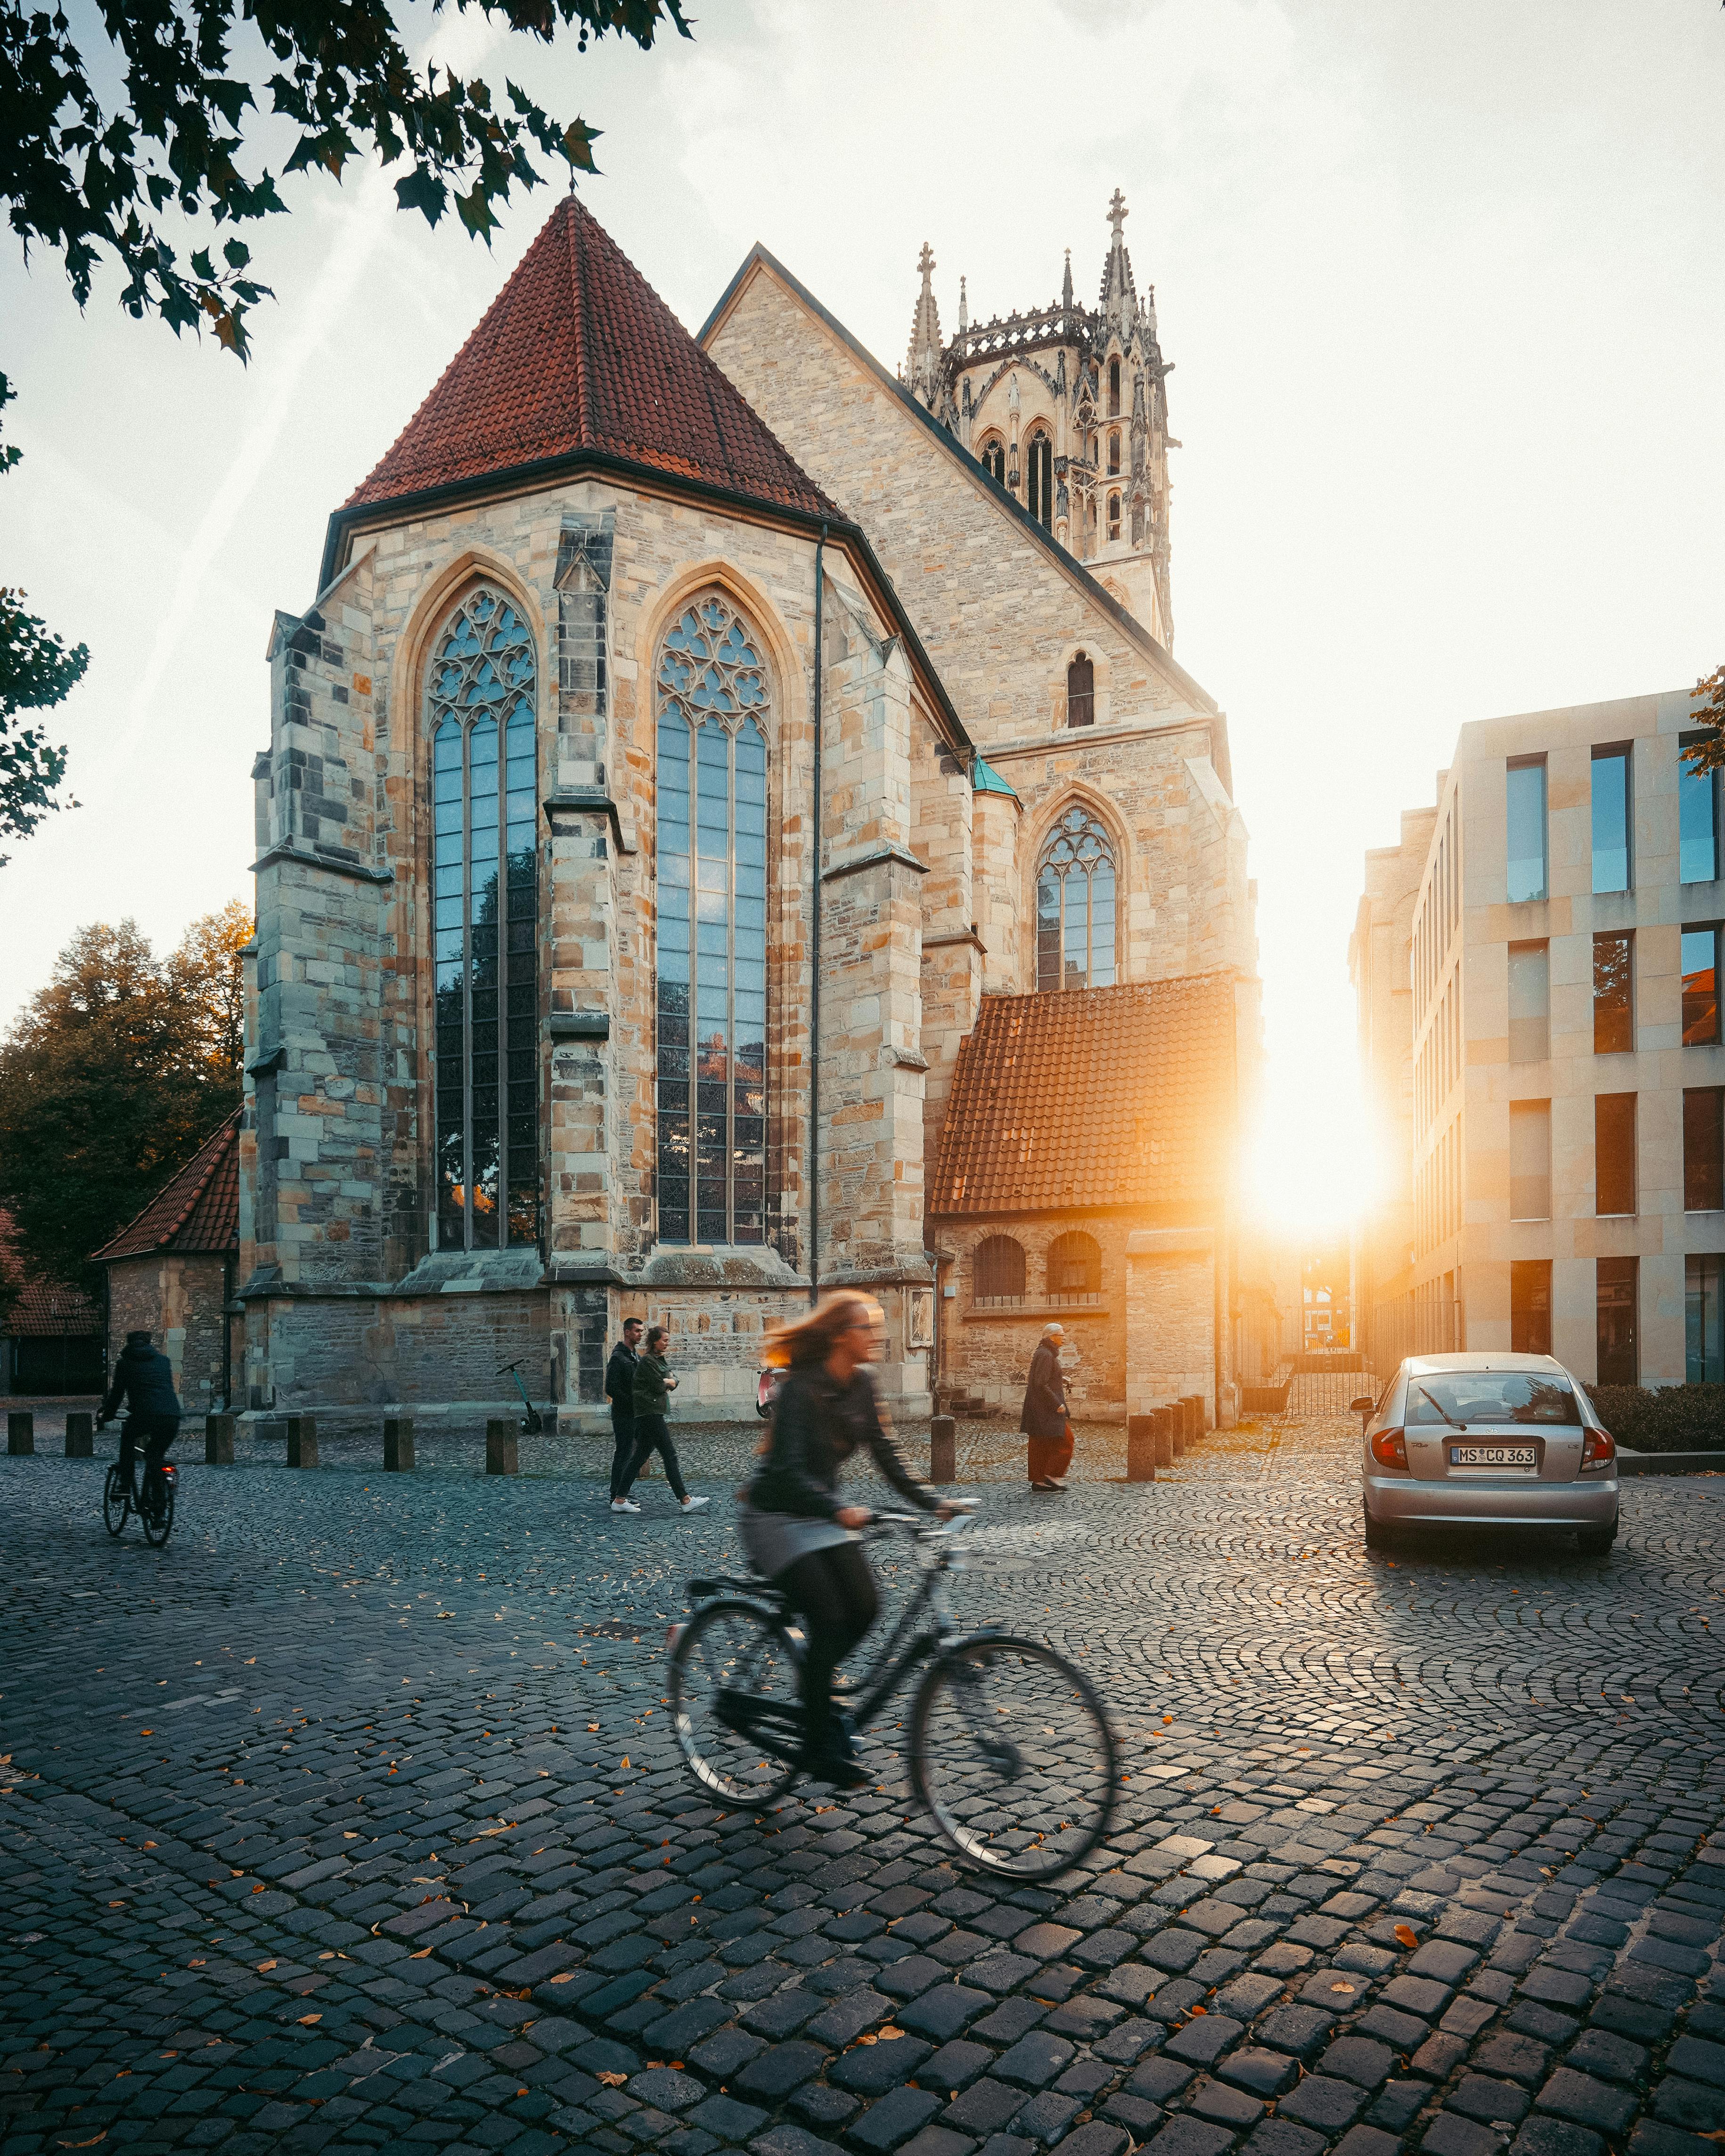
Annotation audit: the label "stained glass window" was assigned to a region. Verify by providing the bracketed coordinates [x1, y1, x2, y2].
[656, 593, 769, 1245]
[431, 587, 539, 1251]
[1036, 807, 1117, 992]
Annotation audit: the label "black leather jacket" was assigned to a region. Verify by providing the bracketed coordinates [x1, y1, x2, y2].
[746, 1364, 934, 1521]
[101, 1343, 182, 1424]
[605, 1341, 638, 1416]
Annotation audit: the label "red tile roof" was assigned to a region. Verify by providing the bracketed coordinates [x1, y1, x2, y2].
[0, 1211, 101, 1337]
[931, 976, 1240, 1217]
[344, 195, 839, 522]
[92, 1112, 241, 1264]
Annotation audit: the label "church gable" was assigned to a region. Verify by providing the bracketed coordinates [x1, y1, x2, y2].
[701, 248, 1218, 752]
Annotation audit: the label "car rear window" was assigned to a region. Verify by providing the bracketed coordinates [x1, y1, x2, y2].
[1405, 1374, 1581, 1426]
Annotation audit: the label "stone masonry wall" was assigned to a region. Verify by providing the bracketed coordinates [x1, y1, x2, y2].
[106, 1254, 232, 1414]
[1124, 1229, 1217, 1425]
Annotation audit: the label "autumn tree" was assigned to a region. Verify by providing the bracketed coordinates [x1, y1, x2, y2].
[0, 902, 252, 1294]
[1684, 665, 1725, 776]
[0, 578, 85, 860]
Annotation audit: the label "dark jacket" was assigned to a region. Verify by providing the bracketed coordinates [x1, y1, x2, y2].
[632, 1351, 674, 1420]
[605, 1341, 639, 1419]
[101, 1342, 182, 1424]
[1018, 1338, 1068, 1440]
[747, 1364, 935, 1521]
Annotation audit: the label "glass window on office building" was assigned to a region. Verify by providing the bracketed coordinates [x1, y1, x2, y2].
[1506, 757, 1547, 903]
[1680, 740, 1719, 885]
[1595, 1093, 1636, 1216]
[1510, 1259, 1552, 1356]
[1688, 1255, 1725, 1383]
[1596, 1256, 1638, 1386]
[1508, 941, 1550, 1063]
[1683, 926, 1720, 1045]
[1509, 1099, 1551, 1220]
[1591, 745, 1632, 894]
[1685, 1087, 1725, 1213]
[1593, 932, 1633, 1054]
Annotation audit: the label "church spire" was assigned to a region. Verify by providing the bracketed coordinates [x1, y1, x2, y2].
[904, 240, 944, 410]
[1099, 187, 1137, 335]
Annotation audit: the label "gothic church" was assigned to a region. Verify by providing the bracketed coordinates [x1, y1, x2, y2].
[237, 193, 1261, 1437]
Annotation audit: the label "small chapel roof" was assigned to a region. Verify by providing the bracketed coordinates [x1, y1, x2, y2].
[0, 1211, 101, 1338]
[92, 1112, 242, 1264]
[930, 976, 1239, 1218]
[342, 195, 841, 525]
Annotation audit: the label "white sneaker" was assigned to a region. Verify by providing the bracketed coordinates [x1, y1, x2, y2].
[611, 1497, 640, 1513]
[680, 1495, 710, 1513]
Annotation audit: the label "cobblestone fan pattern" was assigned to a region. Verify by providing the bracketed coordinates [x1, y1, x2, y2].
[3, 1442, 1724, 2156]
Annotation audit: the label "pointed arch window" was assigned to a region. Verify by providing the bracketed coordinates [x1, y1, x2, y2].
[431, 587, 540, 1250]
[656, 592, 769, 1245]
[1066, 652, 1095, 729]
[1107, 491, 1122, 542]
[1026, 430, 1053, 528]
[1107, 430, 1121, 476]
[1108, 358, 1121, 417]
[980, 436, 1006, 485]
[1036, 806, 1117, 992]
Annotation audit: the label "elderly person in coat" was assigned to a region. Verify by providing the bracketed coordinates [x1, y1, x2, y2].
[1019, 1322, 1074, 1491]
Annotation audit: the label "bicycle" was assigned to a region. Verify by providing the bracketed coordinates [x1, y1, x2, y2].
[666, 1507, 1117, 1881]
[101, 1445, 177, 1548]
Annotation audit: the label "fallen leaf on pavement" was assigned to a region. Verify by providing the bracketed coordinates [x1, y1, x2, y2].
[296, 2014, 321, 2026]
[1393, 1924, 1418, 1948]
[596, 2071, 628, 2088]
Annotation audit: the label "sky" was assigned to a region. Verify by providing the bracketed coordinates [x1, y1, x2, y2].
[4, 0, 1723, 1235]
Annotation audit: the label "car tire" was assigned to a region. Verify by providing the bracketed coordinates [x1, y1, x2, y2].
[1363, 1502, 1394, 1552]
[1575, 1519, 1618, 1556]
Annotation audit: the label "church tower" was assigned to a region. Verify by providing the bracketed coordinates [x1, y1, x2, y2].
[900, 191, 1177, 650]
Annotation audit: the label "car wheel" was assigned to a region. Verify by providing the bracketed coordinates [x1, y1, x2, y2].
[1575, 1520, 1618, 1556]
[1363, 1502, 1393, 1552]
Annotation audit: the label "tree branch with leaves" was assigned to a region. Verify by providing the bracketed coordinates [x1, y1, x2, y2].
[1684, 664, 1725, 777]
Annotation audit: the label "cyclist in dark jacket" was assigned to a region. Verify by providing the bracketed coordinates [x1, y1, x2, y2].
[742, 1292, 947, 1786]
[98, 1331, 182, 1497]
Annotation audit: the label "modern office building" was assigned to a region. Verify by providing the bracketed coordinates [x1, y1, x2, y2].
[1351, 689, 1724, 1387]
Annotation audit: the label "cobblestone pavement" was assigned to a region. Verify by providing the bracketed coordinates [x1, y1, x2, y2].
[4, 1428, 1724, 2156]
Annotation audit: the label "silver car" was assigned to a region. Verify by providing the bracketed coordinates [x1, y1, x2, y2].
[1356, 1351, 1620, 1555]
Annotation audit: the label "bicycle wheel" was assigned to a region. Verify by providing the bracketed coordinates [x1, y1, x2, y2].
[670, 1599, 803, 1805]
[910, 1633, 1117, 1881]
[142, 1469, 175, 1548]
[103, 1464, 129, 1538]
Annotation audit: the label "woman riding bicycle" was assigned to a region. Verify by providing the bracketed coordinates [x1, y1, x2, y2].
[741, 1291, 953, 1789]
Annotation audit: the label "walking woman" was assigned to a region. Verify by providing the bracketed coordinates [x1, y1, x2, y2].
[626, 1325, 709, 1514]
[741, 1292, 953, 1788]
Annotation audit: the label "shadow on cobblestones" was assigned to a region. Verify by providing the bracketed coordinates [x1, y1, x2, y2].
[2, 1437, 1722, 2156]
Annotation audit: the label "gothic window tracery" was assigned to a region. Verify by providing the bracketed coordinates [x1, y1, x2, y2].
[431, 586, 540, 1251]
[1026, 428, 1053, 528]
[980, 436, 1006, 485]
[1036, 806, 1117, 993]
[655, 591, 769, 1246]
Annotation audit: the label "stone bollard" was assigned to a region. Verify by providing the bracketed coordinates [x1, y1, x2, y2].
[384, 1416, 416, 1473]
[1182, 1395, 1202, 1447]
[1153, 1406, 1176, 1468]
[8, 1410, 33, 1456]
[286, 1414, 319, 1468]
[486, 1419, 519, 1476]
[1126, 1414, 1157, 1483]
[205, 1413, 235, 1465]
[65, 1411, 94, 1458]
[930, 1415, 957, 1485]
[1166, 1403, 1186, 1458]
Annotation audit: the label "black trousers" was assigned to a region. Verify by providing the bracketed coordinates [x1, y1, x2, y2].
[625, 1415, 688, 1502]
[609, 1409, 637, 1500]
[119, 1413, 179, 1488]
[778, 1541, 879, 1746]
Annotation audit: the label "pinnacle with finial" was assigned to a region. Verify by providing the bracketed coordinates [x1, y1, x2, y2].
[1108, 188, 1128, 242]
[917, 241, 935, 286]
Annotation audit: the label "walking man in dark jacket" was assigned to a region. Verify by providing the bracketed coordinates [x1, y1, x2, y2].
[605, 1317, 645, 1513]
[1019, 1322, 1073, 1492]
[98, 1331, 182, 1503]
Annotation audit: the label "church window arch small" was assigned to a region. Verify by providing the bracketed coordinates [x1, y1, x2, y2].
[979, 435, 1006, 484]
[973, 1234, 1026, 1306]
[1107, 430, 1120, 476]
[1066, 652, 1095, 729]
[1026, 429, 1053, 528]
[1047, 1229, 1102, 1302]
[430, 585, 540, 1251]
[1036, 805, 1117, 993]
[1107, 491, 1121, 542]
[655, 590, 770, 1246]
[1108, 358, 1120, 417]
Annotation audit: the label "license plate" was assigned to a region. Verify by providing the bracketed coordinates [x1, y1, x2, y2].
[1450, 1444, 1537, 1468]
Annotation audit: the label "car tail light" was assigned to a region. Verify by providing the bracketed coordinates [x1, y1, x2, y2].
[1370, 1427, 1408, 1470]
[1581, 1428, 1616, 1472]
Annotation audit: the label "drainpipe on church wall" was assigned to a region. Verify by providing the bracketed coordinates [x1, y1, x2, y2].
[808, 525, 826, 1305]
